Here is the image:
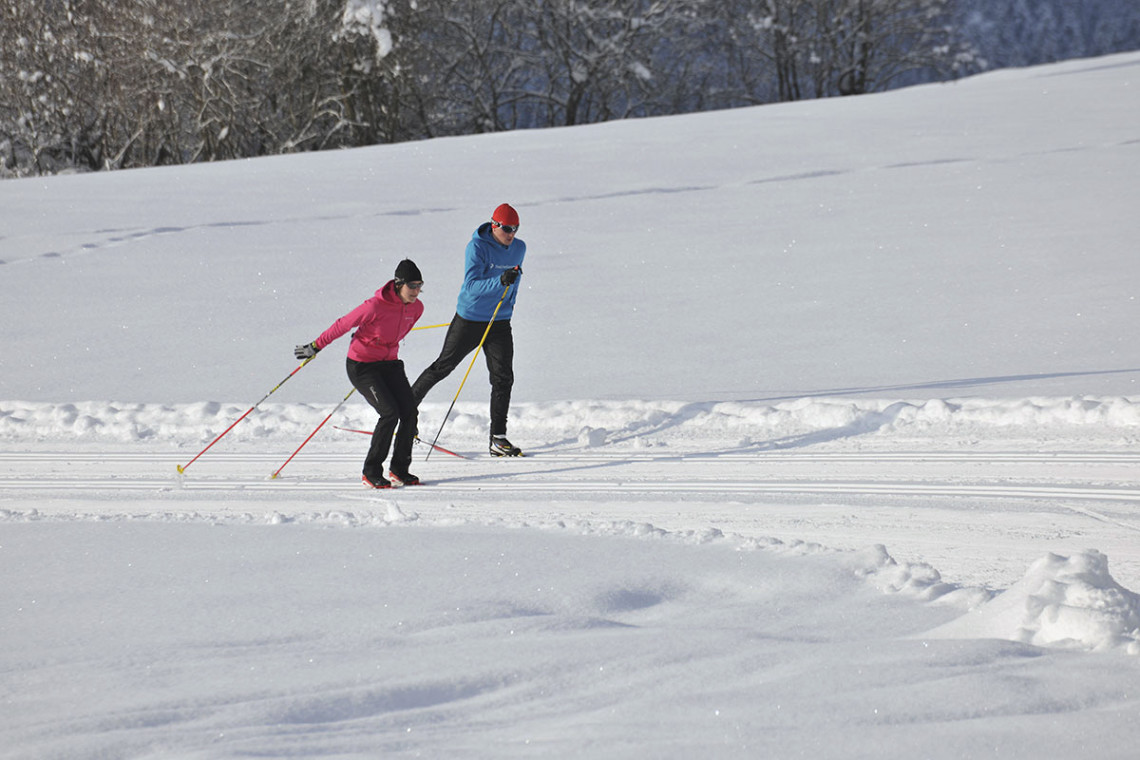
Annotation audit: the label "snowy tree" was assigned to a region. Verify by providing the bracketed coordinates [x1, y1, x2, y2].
[0, 1, 147, 172]
[400, 0, 701, 132]
[402, 0, 533, 135]
[527, 0, 694, 126]
[953, 0, 1140, 69]
[340, 0, 396, 61]
[3, 0, 1134, 175]
[331, 0, 428, 144]
[713, 0, 979, 103]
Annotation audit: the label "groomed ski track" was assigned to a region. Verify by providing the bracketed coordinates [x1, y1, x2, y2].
[3, 449, 1140, 500]
[4, 445, 1140, 590]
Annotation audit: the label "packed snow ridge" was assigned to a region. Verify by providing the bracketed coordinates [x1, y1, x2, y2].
[4, 396, 1140, 445]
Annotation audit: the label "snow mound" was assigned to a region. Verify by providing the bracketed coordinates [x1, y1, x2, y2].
[924, 550, 1140, 654]
[847, 544, 994, 609]
[3, 396, 1139, 445]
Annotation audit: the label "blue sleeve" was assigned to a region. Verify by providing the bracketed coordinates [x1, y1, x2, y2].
[462, 240, 503, 302]
[455, 237, 526, 320]
[456, 240, 506, 319]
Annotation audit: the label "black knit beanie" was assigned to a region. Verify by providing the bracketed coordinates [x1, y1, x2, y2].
[394, 259, 422, 284]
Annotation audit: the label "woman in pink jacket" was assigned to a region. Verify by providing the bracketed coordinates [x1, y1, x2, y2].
[294, 259, 425, 488]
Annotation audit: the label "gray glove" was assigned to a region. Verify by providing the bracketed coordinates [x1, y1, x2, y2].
[294, 342, 320, 360]
[500, 267, 520, 286]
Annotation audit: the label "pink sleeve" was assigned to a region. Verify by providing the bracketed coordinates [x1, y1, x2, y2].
[314, 300, 370, 350]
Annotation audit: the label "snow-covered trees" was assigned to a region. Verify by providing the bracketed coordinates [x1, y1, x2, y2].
[954, 0, 1140, 70]
[0, 0, 380, 173]
[1, 0, 1136, 175]
[699, 0, 977, 104]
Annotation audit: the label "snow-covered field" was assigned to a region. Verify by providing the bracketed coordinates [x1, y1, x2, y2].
[3, 52, 1140, 758]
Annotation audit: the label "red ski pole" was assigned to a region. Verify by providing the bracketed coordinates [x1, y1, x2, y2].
[270, 388, 357, 479]
[178, 355, 317, 474]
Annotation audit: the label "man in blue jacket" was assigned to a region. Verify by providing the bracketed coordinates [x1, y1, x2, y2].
[412, 204, 527, 456]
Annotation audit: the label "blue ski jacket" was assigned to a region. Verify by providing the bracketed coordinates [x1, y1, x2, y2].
[456, 222, 526, 321]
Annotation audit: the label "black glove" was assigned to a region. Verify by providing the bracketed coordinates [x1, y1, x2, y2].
[500, 267, 520, 286]
[294, 341, 320, 360]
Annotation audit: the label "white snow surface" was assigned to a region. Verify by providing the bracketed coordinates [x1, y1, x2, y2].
[3, 53, 1140, 758]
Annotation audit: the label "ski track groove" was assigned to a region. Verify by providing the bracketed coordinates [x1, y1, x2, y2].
[3, 477, 1140, 502]
[6, 449, 1140, 554]
[3, 454, 1140, 511]
[3, 450, 1140, 535]
[3, 450, 1140, 463]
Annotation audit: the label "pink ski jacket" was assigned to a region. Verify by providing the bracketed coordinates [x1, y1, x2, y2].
[314, 280, 423, 362]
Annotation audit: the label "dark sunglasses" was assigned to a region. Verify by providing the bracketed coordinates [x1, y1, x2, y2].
[403, 281, 424, 290]
[493, 222, 519, 234]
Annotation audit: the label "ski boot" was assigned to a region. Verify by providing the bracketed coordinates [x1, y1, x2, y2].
[389, 470, 422, 486]
[489, 435, 523, 457]
[362, 473, 392, 489]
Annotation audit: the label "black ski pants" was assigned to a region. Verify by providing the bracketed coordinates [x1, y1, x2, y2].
[411, 314, 514, 436]
[346, 358, 417, 479]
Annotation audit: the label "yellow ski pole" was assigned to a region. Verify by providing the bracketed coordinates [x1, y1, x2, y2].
[425, 279, 513, 460]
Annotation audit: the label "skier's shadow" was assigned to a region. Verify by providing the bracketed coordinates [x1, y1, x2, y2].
[427, 453, 660, 485]
[425, 417, 884, 485]
[426, 368, 1140, 483]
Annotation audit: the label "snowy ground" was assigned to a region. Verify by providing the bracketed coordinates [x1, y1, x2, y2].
[3, 52, 1140, 758]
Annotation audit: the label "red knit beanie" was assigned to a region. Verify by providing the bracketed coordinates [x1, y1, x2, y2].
[491, 203, 520, 226]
